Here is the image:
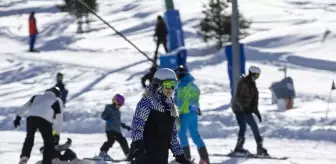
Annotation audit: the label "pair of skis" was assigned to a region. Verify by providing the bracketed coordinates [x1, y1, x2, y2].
[211, 151, 288, 160]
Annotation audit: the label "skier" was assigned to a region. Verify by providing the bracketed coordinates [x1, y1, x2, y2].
[28, 11, 38, 52]
[141, 65, 158, 88]
[174, 65, 210, 164]
[231, 66, 268, 156]
[99, 94, 132, 160]
[14, 87, 63, 164]
[128, 68, 192, 164]
[39, 134, 77, 162]
[55, 72, 68, 106]
[154, 15, 168, 63]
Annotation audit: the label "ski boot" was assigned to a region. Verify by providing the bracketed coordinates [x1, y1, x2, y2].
[231, 137, 251, 156]
[198, 146, 210, 164]
[256, 137, 269, 156]
[19, 156, 28, 164]
[99, 151, 113, 161]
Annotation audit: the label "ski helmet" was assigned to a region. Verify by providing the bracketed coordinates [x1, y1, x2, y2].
[174, 65, 188, 80]
[46, 87, 60, 98]
[113, 94, 125, 106]
[248, 66, 261, 79]
[153, 68, 177, 81]
[153, 68, 177, 89]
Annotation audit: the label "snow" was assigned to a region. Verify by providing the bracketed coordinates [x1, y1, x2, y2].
[1, 0, 336, 163]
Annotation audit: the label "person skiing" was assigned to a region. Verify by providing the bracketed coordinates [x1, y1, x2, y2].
[231, 65, 268, 156]
[39, 133, 77, 162]
[28, 11, 38, 52]
[154, 15, 168, 62]
[14, 87, 63, 164]
[174, 65, 210, 164]
[128, 68, 192, 164]
[99, 94, 131, 160]
[55, 72, 68, 106]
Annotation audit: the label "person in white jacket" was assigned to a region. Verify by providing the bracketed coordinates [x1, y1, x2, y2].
[14, 87, 63, 164]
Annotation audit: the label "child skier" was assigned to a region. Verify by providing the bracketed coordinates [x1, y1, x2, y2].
[99, 94, 131, 160]
[39, 131, 77, 162]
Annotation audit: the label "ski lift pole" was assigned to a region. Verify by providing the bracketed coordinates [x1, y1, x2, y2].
[75, 0, 156, 66]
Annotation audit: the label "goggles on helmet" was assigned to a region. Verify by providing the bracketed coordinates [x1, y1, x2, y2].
[162, 80, 177, 89]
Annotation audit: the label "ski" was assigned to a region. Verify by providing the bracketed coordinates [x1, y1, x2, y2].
[211, 153, 288, 160]
[83, 157, 126, 162]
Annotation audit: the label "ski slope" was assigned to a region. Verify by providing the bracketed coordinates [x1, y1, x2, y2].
[0, 0, 336, 163]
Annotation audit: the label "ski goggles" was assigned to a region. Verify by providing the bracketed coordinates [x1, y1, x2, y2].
[253, 73, 260, 79]
[162, 80, 177, 89]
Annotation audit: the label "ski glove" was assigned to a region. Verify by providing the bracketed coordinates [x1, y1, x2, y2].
[175, 154, 193, 164]
[128, 140, 145, 162]
[253, 109, 262, 122]
[121, 123, 131, 131]
[13, 116, 21, 128]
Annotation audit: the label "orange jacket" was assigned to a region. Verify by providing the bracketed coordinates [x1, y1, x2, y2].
[29, 16, 38, 35]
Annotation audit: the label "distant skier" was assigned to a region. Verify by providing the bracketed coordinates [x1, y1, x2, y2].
[28, 11, 38, 52]
[174, 65, 210, 164]
[231, 66, 268, 156]
[99, 94, 131, 160]
[153, 15, 168, 63]
[55, 72, 68, 106]
[14, 87, 63, 164]
[128, 68, 192, 164]
[141, 65, 158, 88]
[39, 134, 78, 162]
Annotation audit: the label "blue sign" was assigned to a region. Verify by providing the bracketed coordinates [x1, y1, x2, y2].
[164, 9, 185, 51]
[159, 47, 187, 69]
[225, 44, 246, 95]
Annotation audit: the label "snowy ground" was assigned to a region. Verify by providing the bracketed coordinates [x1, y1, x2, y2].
[1, 0, 336, 163]
[1, 131, 336, 164]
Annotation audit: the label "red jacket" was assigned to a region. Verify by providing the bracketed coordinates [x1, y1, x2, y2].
[29, 16, 38, 35]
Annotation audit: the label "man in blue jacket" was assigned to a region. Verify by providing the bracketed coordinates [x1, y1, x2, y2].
[174, 66, 210, 164]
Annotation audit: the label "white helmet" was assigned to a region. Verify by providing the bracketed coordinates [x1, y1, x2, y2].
[153, 68, 177, 81]
[248, 66, 261, 74]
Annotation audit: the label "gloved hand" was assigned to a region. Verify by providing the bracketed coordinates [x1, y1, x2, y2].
[53, 134, 60, 145]
[253, 109, 262, 122]
[66, 138, 72, 145]
[175, 154, 193, 164]
[127, 140, 145, 162]
[121, 123, 131, 131]
[13, 116, 21, 128]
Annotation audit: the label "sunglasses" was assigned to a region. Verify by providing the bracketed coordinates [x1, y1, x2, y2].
[162, 80, 177, 89]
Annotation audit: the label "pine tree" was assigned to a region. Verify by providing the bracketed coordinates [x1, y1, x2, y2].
[198, 0, 250, 49]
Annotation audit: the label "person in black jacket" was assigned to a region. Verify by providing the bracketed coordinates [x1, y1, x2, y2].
[141, 65, 158, 88]
[98, 94, 131, 160]
[154, 15, 168, 62]
[231, 66, 268, 156]
[14, 87, 63, 164]
[40, 136, 77, 162]
[128, 68, 192, 164]
[55, 72, 68, 106]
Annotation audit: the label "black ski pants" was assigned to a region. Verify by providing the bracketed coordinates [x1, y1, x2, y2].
[100, 131, 130, 156]
[21, 116, 53, 164]
[154, 39, 168, 62]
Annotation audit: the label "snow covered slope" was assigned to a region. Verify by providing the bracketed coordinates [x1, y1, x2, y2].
[1, 0, 336, 163]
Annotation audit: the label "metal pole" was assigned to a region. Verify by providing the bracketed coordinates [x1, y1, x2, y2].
[75, 0, 156, 65]
[231, 0, 241, 94]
